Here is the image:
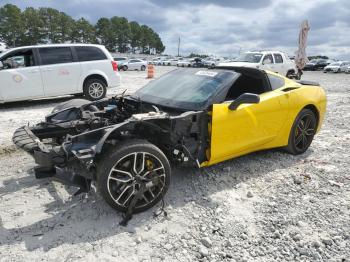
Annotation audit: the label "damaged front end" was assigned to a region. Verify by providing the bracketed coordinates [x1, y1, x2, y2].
[12, 96, 210, 196]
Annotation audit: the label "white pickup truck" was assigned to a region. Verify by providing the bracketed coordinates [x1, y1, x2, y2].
[219, 51, 297, 78]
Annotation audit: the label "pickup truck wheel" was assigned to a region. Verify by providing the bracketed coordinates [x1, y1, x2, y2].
[83, 79, 107, 101]
[286, 70, 294, 79]
[97, 140, 171, 213]
[285, 109, 317, 155]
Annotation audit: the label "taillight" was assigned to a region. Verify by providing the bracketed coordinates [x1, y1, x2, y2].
[111, 61, 118, 71]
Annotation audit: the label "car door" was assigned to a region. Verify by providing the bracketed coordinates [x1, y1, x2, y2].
[128, 59, 138, 70]
[273, 53, 285, 75]
[260, 53, 275, 72]
[209, 74, 289, 165]
[0, 48, 44, 101]
[38, 47, 81, 96]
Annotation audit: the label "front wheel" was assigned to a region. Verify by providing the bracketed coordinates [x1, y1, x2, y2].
[141, 65, 146, 71]
[97, 140, 171, 213]
[285, 109, 317, 155]
[83, 78, 107, 101]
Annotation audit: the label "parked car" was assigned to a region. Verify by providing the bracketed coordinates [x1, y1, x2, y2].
[122, 59, 147, 71]
[0, 44, 120, 103]
[12, 67, 326, 221]
[323, 61, 350, 73]
[113, 57, 128, 70]
[0, 42, 7, 53]
[161, 58, 175, 66]
[203, 58, 223, 68]
[345, 65, 350, 74]
[219, 51, 297, 79]
[149, 58, 162, 65]
[304, 59, 329, 71]
[177, 59, 193, 67]
[191, 58, 206, 68]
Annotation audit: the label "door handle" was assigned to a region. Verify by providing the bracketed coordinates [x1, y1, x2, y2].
[42, 68, 53, 72]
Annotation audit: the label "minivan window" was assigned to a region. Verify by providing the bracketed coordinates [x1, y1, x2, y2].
[39, 47, 73, 65]
[0, 49, 35, 69]
[76, 46, 107, 62]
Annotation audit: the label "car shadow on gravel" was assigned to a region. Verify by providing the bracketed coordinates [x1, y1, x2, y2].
[0, 96, 76, 111]
[0, 148, 311, 251]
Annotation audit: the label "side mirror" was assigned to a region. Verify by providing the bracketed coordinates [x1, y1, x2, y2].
[229, 93, 260, 110]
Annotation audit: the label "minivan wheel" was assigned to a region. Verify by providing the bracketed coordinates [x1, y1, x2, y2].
[83, 78, 107, 101]
[97, 139, 171, 213]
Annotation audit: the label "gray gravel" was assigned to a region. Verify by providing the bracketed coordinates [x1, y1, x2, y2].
[0, 69, 349, 261]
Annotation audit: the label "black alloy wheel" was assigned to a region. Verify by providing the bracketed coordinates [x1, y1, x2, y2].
[285, 109, 317, 155]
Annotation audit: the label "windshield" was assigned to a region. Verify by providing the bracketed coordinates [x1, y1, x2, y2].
[133, 68, 238, 110]
[235, 52, 263, 63]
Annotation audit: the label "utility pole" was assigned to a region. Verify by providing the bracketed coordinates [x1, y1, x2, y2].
[177, 37, 180, 57]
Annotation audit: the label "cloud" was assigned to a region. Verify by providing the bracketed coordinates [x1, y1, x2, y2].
[1, 0, 349, 59]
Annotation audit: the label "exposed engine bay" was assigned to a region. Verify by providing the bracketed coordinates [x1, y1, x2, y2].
[13, 95, 209, 200]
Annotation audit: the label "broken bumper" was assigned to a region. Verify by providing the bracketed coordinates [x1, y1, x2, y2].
[12, 126, 90, 191]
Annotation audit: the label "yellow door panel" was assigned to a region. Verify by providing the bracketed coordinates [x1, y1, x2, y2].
[207, 91, 289, 165]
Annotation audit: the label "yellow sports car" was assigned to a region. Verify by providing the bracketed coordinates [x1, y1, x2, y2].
[13, 66, 326, 223]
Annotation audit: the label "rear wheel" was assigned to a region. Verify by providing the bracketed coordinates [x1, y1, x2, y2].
[285, 109, 317, 155]
[97, 140, 171, 213]
[286, 70, 294, 79]
[123, 65, 128, 71]
[141, 65, 146, 71]
[83, 78, 107, 101]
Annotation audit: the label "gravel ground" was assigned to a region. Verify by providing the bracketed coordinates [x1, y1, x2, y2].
[0, 68, 349, 261]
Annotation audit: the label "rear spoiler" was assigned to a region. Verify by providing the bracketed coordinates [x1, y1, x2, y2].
[296, 80, 320, 86]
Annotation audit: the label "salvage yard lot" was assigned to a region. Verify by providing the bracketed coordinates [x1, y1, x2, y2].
[0, 68, 349, 261]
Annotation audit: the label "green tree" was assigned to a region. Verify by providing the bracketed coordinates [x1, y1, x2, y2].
[111, 16, 131, 53]
[21, 7, 44, 45]
[129, 21, 141, 53]
[0, 4, 24, 47]
[57, 12, 75, 43]
[95, 18, 115, 50]
[72, 18, 96, 43]
[38, 7, 61, 43]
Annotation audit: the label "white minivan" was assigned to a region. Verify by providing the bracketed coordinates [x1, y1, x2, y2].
[0, 44, 121, 103]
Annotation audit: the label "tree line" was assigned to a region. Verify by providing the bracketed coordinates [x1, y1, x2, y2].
[0, 4, 165, 54]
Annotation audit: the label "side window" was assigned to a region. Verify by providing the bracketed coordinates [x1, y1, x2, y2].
[129, 59, 137, 63]
[273, 54, 283, 63]
[76, 46, 107, 62]
[268, 74, 285, 90]
[263, 54, 273, 64]
[39, 47, 73, 65]
[0, 49, 35, 69]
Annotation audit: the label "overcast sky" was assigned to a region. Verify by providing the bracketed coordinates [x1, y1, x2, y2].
[1, 0, 349, 59]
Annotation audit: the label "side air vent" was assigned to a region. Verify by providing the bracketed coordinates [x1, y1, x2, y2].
[282, 87, 299, 92]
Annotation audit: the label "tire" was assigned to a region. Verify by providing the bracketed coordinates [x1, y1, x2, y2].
[141, 65, 146, 71]
[286, 70, 294, 79]
[123, 65, 128, 71]
[83, 78, 107, 101]
[285, 109, 317, 155]
[97, 139, 171, 213]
